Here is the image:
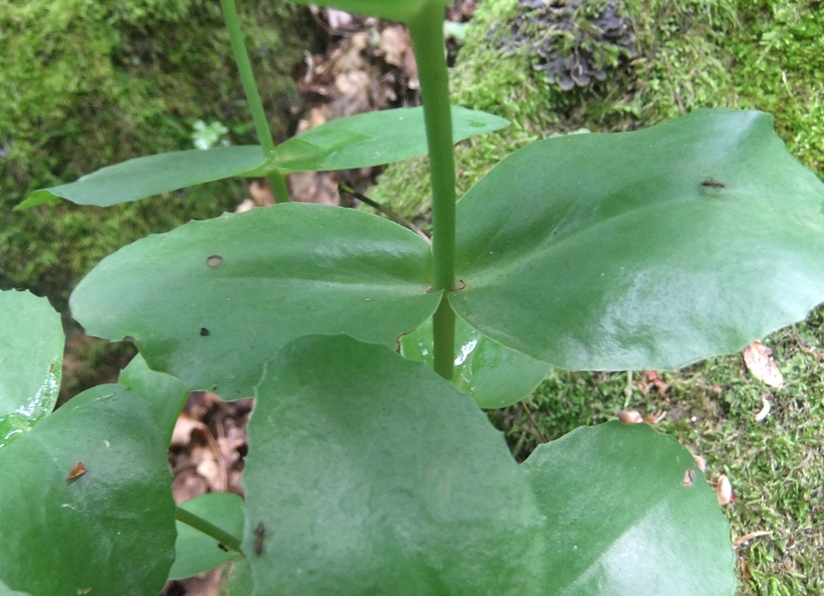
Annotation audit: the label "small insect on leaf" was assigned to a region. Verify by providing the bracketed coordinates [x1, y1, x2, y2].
[218, 543, 229, 552]
[200, 327, 210, 336]
[66, 461, 87, 481]
[254, 522, 265, 555]
[682, 469, 695, 486]
[701, 179, 725, 189]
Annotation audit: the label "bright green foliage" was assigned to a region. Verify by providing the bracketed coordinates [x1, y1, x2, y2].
[169, 492, 245, 581]
[72, 204, 441, 399]
[524, 422, 735, 595]
[0, 291, 63, 447]
[0, 384, 175, 595]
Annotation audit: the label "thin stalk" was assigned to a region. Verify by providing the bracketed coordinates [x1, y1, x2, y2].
[408, 2, 456, 380]
[176, 505, 244, 555]
[219, 0, 290, 203]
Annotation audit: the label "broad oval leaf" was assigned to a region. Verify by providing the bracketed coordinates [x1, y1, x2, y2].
[18, 146, 266, 208]
[524, 421, 735, 595]
[119, 352, 189, 447]
[286, 0, 449, 23]
[452, 109, 824, 370]
[71, 204, 441, 399]
[400, 316, 550, 408]
[0, 384, 175, 596]
[244, 335, 546, 594]
[0, 579, 31, 596]
[0, 290, 63, 447]
[169, 492, 245, 581]
[274, 106, 509, 172]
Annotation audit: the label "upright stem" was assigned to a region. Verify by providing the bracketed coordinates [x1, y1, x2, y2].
[219, 0, 290, 203]
[408, 3, 456, 380]
[176, 505, 244, 554]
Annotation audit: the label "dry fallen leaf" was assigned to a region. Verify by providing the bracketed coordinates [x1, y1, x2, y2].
[692, 454, 707, 472]
[733, 530, 774, 549]
[742, 340, 784, 388]
[66, 461, 86, 481]
[716, 474, 733, 506]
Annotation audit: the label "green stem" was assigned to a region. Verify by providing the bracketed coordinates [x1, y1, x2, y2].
[409, 3, 457, 380]
[219, 0, 290, 203]
[176, 505, 244, 555]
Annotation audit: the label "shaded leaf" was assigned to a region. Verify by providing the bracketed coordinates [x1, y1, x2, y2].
[523, 421, 735, 595]
[452, 109, 824, 370]
[0, 385, 175, 596]
[400, 316, 550, 408]
[275, 106, 509, 171]
[19, 146, 266, 208]
[0, 290, 64, 447]
[169, 492, 245, 581]
[119, 352, 190, 446]
[71, 204, 440, 399]
[244, 335, 545, 594]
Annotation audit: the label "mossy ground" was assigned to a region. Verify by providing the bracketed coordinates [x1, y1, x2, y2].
[374, 0, 824, 592]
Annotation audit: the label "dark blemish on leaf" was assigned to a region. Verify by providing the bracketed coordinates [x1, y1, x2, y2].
[200, 327, 210, 336]
[66, 461, 87, 481]
[212, 385, 218, 391]
[701, 179, 725, 189]
[206, 255, 223, 268]
[123, 336, 135, 343]
[218, 543, 229, 552]
[254, 522, 265, 555]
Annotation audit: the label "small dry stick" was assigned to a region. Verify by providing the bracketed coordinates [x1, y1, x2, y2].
[521, 400, 547, 443]
[339, 181, 429, 240]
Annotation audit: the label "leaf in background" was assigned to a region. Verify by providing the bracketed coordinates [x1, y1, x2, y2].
[274, 106, 509, 171]
[18, 146, 266, 208]
[0, 384, 175, 596]
[244, 335, 545, 594]
[227, 558, 253, 596]
[169, 492, 245, 581]
[286, 0, 450, 23]
[118, 352, 190, 446]
[400, 316, 550, 408]
[71, 204, 440, 399]
[452, 109, 824, 370]
[0, 290, 64, 447]
[741, 340, 784, 388]
[524, 421, 735, 595]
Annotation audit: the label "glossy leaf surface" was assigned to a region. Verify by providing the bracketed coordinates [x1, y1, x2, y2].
[452, 109, 824, 370]
[169, 492, 245, 581]
[286, 0, 449, 22]
[0, 290, 63, 447]
[119, 352, 189, 446]
[244, 335, 545, 594]
[524, 422, 734, 594]
[19, 146, 266, 208]
[72, 204, 440, 399]
[0, 385, 175, 596]
[400, 316, 550, 408]
[275, 106, 508, 171]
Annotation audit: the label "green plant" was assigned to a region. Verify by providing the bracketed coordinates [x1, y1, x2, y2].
[2, 0, 824, 594]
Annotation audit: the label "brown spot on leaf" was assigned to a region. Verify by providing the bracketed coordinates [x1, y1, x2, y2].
[66, 461, 87, 481]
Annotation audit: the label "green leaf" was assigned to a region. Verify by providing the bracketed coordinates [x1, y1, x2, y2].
[400, 316, 550, 408]
[18, 146, 266, 209]
[169, 492, 245, 581]
[523, 421, 735, 595]
[244, 335, 545, 594]
[285, 0, 449, 23]
[227, 559, 253, 596]
[0, 290, 64, 447]
[118, 352, 189, 447]
[71, 204, 440, 399]
[452, 109, 824, 370]
[0, 384, 175, 596]
[0, 579, 31, 596]
[274, 107, 509, 171]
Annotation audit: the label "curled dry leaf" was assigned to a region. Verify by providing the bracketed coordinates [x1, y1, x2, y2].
[733, 530, 774, 549]
[66, 461, 87, 481]
[615, 410, 643, 424]
[692, 453, 707, 473]
[716, 474, 733, 506]
[755, 394, 772, 422]
[742, 340, 784, 388]
[681, 469, 695, 486]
